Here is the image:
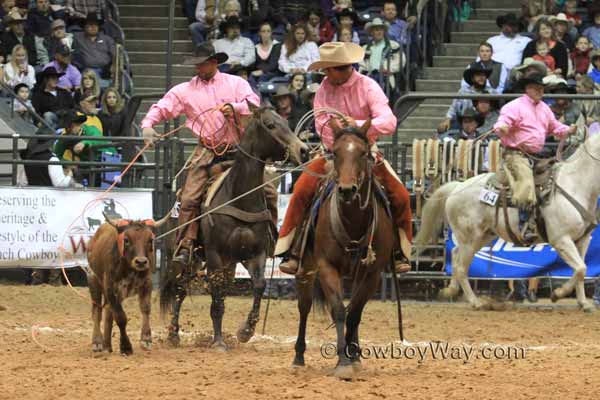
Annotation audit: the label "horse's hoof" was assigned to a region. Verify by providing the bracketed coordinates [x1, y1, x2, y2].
[550, 291, 559, 303]
[120, 341, 133, 356]
[167, 333, 181, 347]
[351, 360, 363, 373]
[91, 343, 103, 352]
[140, 340, 152, 351]
[211, 341, 228, 352]
[333, 364, 354, 380]
[472, 301, 485, 310]
[236, 325, 255, 344]
[581, 303, 595, 313]
[438, 287, 458, 301]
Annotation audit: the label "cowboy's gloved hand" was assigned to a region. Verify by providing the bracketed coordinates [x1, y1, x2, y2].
[496, 125, 509, 136]
[219, 104, 234, 118]
[143, 127, 160, 147]
[568, 124, 577, 135]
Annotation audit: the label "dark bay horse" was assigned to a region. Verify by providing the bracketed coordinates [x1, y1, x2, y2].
[292, 120, 396, 379]
[161, 103, 308, 350]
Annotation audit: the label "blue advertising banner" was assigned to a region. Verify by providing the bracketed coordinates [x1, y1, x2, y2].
[445, 230, 600, 279]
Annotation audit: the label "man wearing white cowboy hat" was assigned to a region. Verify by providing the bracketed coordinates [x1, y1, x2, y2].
[1, 10, 37, 65]
[141, 42, 274, 269]
[359, 17, 404, 91]
[276, 41, 413, 276]
[550, 13, 576, 50]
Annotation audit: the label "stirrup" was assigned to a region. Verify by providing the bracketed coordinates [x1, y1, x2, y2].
[393, 251, 411, 274]
[173, 243, 192, 266]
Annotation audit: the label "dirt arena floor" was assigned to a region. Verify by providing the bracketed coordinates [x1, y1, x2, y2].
[1, 283, 600, 399]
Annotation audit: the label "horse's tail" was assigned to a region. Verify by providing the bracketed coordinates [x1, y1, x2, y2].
[413, 181, 460, 249]
[159, 266, 178, 320]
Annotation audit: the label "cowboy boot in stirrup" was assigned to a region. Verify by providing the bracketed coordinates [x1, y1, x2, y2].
[279, 257, 300, 275]
[278, 225, 306, 276]
[172, 241, 193, 268]
[393, 251, 411, 274]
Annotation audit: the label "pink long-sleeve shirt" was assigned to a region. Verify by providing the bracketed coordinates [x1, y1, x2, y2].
[141, 71, 260, 144]
[493, 94, 570, 153]
[314, 70, 397, 150]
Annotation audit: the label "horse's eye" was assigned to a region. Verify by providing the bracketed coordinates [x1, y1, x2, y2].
[267, 122, 276, 129]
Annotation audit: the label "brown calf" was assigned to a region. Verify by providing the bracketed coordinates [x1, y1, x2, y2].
[87, 214, 168, 355]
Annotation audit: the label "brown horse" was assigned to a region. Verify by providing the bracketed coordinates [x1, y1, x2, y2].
[292, 120, 398, 379]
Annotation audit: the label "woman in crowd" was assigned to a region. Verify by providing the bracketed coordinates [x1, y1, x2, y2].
[306, 7, 335, 44]
[287, 72, 306, 101]
[98, 87, 127, 137]
[250, 21, 282, 83]
[338, 26, 353, 43]
[2, 44, 35, 89]
[74, 69, 101, 105]
[332, 7, 360, 44]
[522, 18, 568, 78]
[278, 23, 319, 74]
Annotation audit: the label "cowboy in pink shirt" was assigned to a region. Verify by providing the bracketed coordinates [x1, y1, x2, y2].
[494, 73, 576, 240]
[142, 43, 271, 268]
[276, 42, 412, 276]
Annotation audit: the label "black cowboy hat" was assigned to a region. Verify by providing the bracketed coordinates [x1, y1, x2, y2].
[19, 126, 57, 159]
[38, 66, 65, 79]
[472, 90, 499, 111]
[219, 16, 242, 34]
[81, 12, 104, 26]
[57, 110, 87, 129]
[463, 65, 492, 86]
[517, 73, 545, 89]
[457, 108, 484, 127]
[182, 42, 228, 65]
[336, 7, 359, 24]
[496, 13, 520, 29]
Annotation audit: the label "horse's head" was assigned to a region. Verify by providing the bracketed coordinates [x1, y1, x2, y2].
[330, 118, 372, 203]
[244, 101, 309, 164]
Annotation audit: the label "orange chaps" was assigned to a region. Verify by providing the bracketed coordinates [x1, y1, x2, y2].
[278, 156, 413, 254]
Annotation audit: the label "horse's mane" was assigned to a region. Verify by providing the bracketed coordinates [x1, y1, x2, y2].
[563, 134, 600, 164]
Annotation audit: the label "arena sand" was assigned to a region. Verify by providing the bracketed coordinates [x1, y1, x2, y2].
[1, 283, 599, 399]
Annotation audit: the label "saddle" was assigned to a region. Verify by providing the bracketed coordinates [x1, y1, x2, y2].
[484, 157, 558, 246]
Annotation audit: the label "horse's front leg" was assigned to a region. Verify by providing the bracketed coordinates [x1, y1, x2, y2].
[292, 263, 316, 368]
[550, 235, 593, 312]
[167, 283, 187, 347]
[318, 259, 353, 380]
[238, 252, 267, 343]
[206, 250, 229, 351]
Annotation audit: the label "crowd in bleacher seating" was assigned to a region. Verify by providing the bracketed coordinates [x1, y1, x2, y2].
[438, 0, 600, 146]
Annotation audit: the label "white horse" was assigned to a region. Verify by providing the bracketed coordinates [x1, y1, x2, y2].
[415, 135, 600, 312]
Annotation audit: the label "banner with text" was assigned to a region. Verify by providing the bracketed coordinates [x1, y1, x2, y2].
[445, 229, 600, 279]
[0, 187, 153, 269]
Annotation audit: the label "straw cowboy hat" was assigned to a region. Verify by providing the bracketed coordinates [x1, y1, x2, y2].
[549, 13, 573, 30]
[307, 42, 365, 71]
[182, 42, 228, 65]
[3, 10, 25, 25]
[514, 57, 548, 76]
[365, 17, 388, 33]
[543, 75, 575, 93]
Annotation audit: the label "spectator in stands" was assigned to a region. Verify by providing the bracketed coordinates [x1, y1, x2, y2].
[2, 11, 38, 67]
[550, 13, 575, 51]
[288, 71, 305, 99]
[520, 0, 556, 33]
[522, 18, 568, 78]
[583, 9, 600, 50]
[588, 49, 600, 86]
[44, 44, 80, 92]
[564, 0, 582, 30]
[332, 7, 359, 44]
[72, 68, 99, 104]
[31, 66, 74, 128]
[461, 42, 508, 94]
[547, 77, 579, 125]
[439, 108, 484, 141]
[2, 44, 36, 88]
[14, 0, 28, 17]
[213, 16, 255, 72]
[20, 125, 82, 188]
[12, 82, 34, 121]
[98, 87, 125, 137]
[54, 108, 115, 165]
[473, 91, 499, 133]
[182, 0, 198, 24]
[278, 23, 319, 74]
[381, 0, 408, 45]
[72, 12, 115, 87]
[272, 0, 311, 26]
[359, 17, 403, 92]
[65, 0, 106, 20]
[27, 0, 58, 38]
[189, 0, 241, 45]
[437, 65, 491, 132]
[272, 85, 306, 131]
[78, 94, 102, 133]
[306, 7, 334, 45]
[0, 1, 16, 24]
[487, 13, 531, 71]
[574, 76, 600, 130]
[44, 19, 73, 60]
[250, 21, 282, 83]
[571, 35, 592, 80]
[533, 40, 557, 74]
[338, 25, 353, 43]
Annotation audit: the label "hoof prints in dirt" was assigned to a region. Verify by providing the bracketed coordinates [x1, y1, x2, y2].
[0, 304, 6, 311]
